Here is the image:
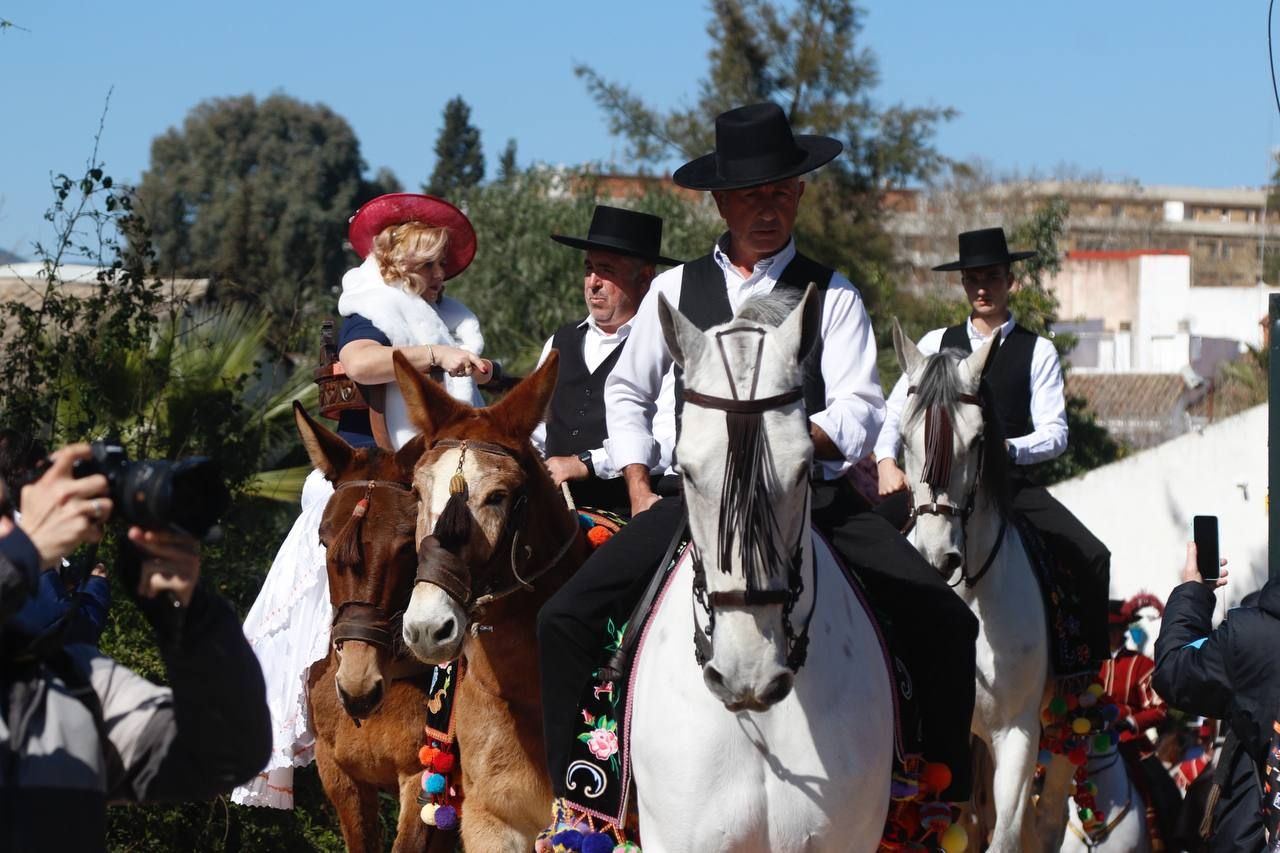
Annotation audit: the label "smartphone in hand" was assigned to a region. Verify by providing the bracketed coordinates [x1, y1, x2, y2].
[1193, 515, 1220, 582]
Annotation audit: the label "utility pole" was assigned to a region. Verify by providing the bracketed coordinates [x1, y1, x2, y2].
[1271, 293, 1280, 581]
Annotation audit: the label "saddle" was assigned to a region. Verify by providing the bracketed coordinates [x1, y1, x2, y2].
[1012, 512, 1096, 681]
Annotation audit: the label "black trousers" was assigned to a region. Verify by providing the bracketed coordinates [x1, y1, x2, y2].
[537, 478, 979, 801]
[537, 493, 687, 796]
[877, 477, 1112, 667]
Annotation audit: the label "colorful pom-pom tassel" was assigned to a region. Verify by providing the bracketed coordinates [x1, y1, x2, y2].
[612, 843, 642, 853]
[434, 805, 459, 831]
[535, 839, 554, 853]
[420, 803, 438, 826]
[1071, 717, 1092, 735]
[419, 745, 439, 767]
[425, 772, 446, 795]
[1048, 696, 1068, 716]
[552, 829, 585, 851]
[920, 762, 952, 795]
[432, 751, 456, 774]
[919, 802, 952, 833]
[940, 822, 969, 853]
[587, 525, 613, 547]
[582, 832, 615, 853]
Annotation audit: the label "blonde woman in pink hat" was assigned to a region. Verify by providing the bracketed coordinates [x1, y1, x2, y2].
[233, 193, 494, 809]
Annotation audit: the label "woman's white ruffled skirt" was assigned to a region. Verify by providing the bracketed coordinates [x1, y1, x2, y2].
[231, 469, 334, 809]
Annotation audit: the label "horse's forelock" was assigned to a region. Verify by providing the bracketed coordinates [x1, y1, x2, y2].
[735, 290, 801, 327]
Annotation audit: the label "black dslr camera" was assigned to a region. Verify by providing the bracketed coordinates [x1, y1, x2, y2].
[71, 441, 229, 539]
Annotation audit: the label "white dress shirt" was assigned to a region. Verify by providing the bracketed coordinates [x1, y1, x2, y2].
[604, 235, 885, 480]
[873, 314, 1068, 466]
[531, 315, 675, 479]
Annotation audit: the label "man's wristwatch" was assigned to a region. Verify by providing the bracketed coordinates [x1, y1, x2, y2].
[577, 450, 595, 478]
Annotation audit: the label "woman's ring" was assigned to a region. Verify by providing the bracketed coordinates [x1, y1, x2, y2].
[90, 498, 103, 521]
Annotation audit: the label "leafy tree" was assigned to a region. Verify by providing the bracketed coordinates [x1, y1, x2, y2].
[426, 96, 485, 197]
[135, 94, 398, 350]
[498, 138, 519, 183]
[576, 0, 954, 336]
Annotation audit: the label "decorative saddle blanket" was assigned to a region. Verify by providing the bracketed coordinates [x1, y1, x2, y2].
[559, 527, 921, 837]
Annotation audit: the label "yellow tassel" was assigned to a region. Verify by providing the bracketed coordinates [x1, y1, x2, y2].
[450, 473, 467, 495]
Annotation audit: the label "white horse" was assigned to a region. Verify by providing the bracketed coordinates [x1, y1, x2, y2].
[1057, 747, 1151, 853]
[627, 287, 895, 852]
[893, 324, 1071, 853]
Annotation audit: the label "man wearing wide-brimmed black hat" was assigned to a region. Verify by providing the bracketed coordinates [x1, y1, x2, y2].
[874, 227, 1112, 670]
[536, 102, 979, 804]
[529, 205, 680, 516]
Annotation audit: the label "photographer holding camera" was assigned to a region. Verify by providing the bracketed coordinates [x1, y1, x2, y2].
[0, 444, 270, 853]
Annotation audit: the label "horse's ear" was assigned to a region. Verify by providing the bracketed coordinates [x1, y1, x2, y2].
[963, 334, 999, 389]
[294, 400, 352, 481]
[658, 293, 706, 369]
[892, 318, 924, 377]
[393, 350, 468, 438]
[778, 283, 823, 363]
[491, 350, 559, 439]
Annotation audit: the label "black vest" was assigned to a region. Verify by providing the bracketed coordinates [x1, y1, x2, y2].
[544, 321, 630, 512]
[940, 321, 1037, 441]
[674, 251, 834, 432]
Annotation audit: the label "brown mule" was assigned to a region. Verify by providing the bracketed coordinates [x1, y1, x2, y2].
[294, 402, 453, 853]
[393, 352, 592, 852]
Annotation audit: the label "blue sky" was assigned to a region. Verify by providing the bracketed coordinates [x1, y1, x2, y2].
[2, 0, 1277, 258]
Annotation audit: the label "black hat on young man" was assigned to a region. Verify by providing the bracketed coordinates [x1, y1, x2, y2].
[551, 205, 680, 266]
[933, 227, 1038, 272]
[671, 102, 843, 191]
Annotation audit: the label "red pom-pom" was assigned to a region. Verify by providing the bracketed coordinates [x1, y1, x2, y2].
[1068, 747, 1087, 766]
[432, 751, 456, 774]
[587, 525, 613, 548]
[920, 762, 952, 795]
[419, 746, 439, 768]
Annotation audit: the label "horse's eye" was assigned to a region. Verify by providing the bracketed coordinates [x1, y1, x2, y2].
[484, 490, 508, 507]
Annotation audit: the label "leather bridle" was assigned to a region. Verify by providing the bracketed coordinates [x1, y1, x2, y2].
[681, 326, 816, 674]
[901, 386, 1006, 589]
[413, 438, 579, 630]
[328, 478, 416, 654]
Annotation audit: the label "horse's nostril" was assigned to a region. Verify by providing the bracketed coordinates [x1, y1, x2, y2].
[944, 552, 963, 573]
[703, 665, 725, 689]
[759, 672, 794, 707]
[404, 624, 420, 646]
[431, 618, 456, 645]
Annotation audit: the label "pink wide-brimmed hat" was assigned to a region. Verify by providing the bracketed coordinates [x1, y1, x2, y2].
[347, 193, 477, 281]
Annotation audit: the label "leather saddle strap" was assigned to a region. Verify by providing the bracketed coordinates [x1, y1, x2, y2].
[600, 507, 689, 681]
[365, 383, 393, 451]
[706, 589, 791, 607]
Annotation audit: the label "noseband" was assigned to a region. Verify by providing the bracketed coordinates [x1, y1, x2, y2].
[329, 478, 415, 654]
[681, 325, 816, 674]
[902, 385, 1006, 588]
[413, 438, 579, 630]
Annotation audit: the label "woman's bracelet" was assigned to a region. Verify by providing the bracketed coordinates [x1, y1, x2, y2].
[427, 344, 436, 368]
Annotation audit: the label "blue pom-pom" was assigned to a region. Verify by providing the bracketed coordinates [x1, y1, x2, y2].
[1037, 748, 1053, 765]
[581, 832, 614, 853]
[434, 804, 459, 830]
[578, 514, 596, 530]
[425, 773, 446, 795]
[553, 829, 585, 851]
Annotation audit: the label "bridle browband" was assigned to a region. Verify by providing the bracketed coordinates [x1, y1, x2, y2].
[414, 438, 579, 631]
[327, 478, 417, 656]
[902, 384, 1007, 588]
[680, 325, 816, 674]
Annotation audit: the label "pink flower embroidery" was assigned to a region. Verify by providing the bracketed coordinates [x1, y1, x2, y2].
[581, 709, 595, 724]
[586, 728, 619, 761]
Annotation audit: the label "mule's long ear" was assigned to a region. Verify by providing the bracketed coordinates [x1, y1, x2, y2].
[491, 350, 559, 440]
[294, 400, 352, 481]
[892, 318, 924, 377]
[778, 283, 823, 363]
[393, 349, 468, 438]
[658, 293, 706, 369]
[962, 333, 999, 390]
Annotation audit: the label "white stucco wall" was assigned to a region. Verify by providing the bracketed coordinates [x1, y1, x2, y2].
[1048, 404, 1268, 616]
[1188, 284, 1280, 349]
[1135, 255, 1192, 371]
